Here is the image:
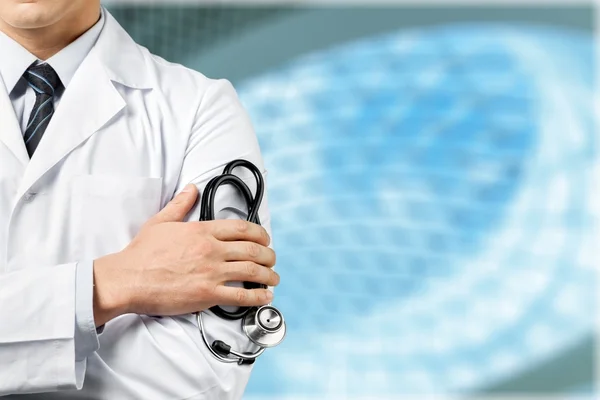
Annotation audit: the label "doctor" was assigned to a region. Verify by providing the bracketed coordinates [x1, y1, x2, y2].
[0, 0, 280, 399]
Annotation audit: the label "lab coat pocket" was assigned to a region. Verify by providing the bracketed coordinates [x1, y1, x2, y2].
[72, 175, 163, 259]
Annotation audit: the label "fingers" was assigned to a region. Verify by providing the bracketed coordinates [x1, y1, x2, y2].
[221, 262, 280, 287]
[215, 286, 274, 307]
[148, 184, 198, 225]
[222, 241, 276, 267]
[202, 219, 270, 247]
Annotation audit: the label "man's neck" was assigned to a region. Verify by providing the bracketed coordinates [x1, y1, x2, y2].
[0, 7, 100, 61]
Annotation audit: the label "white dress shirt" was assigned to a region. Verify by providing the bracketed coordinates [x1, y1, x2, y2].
[0, 8, 105, 373]
[2, 10, 105, 134]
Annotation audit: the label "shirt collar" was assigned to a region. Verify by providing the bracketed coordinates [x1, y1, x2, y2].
[0, 33, 36, 95]
[0, 6, 105, 94]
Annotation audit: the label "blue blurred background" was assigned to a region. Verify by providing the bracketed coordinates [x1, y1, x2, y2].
[104, 2, 596, 398]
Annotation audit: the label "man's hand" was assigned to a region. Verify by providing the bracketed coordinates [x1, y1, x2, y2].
[92, 183, 279, 326]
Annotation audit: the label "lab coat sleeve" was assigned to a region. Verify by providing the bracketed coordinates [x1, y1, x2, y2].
[73, 260, 102, 380]
[92, 78, 272, 400]
[0, 260, 100, 395]
[175, 78, 274, 400]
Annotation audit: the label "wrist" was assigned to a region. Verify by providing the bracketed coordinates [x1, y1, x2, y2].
[93, 253, 131, 326]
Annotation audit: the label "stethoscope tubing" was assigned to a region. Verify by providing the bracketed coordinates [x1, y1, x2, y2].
[195, 159, 282, 365]
[196, 311, 266, 364]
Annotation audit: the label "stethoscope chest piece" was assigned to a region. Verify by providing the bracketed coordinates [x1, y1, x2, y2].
[243, 305, 286, 348]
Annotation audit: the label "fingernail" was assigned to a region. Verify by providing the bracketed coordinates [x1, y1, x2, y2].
[182, 184, 195, 193]
[266, 291, 274, 301]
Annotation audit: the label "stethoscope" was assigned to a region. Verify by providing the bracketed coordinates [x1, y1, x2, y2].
[195, 159, 286, 365]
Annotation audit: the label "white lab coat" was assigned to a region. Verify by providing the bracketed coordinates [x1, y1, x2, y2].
[0, 9, 270, 400]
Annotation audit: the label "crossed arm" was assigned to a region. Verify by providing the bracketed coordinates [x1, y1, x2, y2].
[0, 80, 277, 399]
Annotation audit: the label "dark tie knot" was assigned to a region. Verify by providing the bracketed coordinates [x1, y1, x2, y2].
[24, 63, 61, 97]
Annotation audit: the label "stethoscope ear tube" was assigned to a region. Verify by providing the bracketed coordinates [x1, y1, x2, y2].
[200, 165, 263, 320]
[196, 159, 286, 365]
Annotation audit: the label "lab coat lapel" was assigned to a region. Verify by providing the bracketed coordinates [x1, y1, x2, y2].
[17, 53, 126, 198]
[16, 8, 150, 198]
[0, 73, 29, 167]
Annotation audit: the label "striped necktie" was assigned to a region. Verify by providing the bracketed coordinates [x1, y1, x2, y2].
[23, 63, 62, 157]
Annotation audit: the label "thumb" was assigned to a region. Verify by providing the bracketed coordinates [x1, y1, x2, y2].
[148, 183, 198, 225]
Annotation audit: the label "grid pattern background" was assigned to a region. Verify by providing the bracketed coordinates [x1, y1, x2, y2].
[235, 25, 596, 397]
[108, 6, 292, 64]
[105, 6, 596, 398]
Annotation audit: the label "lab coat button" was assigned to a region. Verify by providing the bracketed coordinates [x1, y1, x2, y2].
[23, 192, 36, 202]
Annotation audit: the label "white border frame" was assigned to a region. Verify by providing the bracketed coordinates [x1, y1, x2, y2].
[102, 0, 592, 5]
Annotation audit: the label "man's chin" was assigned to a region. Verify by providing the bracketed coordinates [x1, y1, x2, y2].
[0, 4, 58, 30]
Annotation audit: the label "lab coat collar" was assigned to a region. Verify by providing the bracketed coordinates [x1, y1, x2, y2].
[46, 7, 105, 89]
[14, 8, 147, 198]
[0, 8, 107, 169]
[6, 7, 153, 198]
[91, 7, 153, 90]
[0, 7, 104, 95]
